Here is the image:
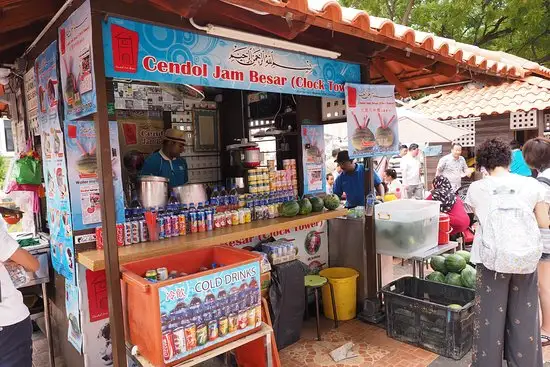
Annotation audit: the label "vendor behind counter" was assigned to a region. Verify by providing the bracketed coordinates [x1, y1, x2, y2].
[333, 150, 384, 208]
[140, 128, 189, 187]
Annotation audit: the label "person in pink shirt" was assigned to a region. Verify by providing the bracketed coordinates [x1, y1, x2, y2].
[427, 176, 469, 236]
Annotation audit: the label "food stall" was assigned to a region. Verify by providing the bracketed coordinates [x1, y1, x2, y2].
[1, 0, 531, 366]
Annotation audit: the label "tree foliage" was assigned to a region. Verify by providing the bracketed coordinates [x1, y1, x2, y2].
[339, 0, 550, 66]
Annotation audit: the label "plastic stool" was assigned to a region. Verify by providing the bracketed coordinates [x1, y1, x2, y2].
[304, 275, 338, 341]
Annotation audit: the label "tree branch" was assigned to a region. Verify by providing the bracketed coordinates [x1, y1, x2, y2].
[476, 28, 513, 45]
[401, 0, 415, 26]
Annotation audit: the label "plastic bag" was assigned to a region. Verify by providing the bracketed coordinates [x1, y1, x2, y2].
[13, 156, 42, 185]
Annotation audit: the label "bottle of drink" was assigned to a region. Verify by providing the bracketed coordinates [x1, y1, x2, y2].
[219, 186, 228, 212]
[164, 206, 172, 238]
[179, 203, 188, 236]
[229, 185, 238, 211]
[138, 208, 149, 242]
[157, 208, 166, 240]
[205, 201, 213, 231]
[210, 186, 220, 207]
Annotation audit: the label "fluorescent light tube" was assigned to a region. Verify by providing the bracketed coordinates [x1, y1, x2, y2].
[205, 25, 341, 59]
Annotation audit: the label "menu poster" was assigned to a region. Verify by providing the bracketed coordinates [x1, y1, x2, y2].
[64, 121, 124, 231]
[158, 262, 261, 362]
[24, 68, 39, 136]
[36, 41, 76, 284]
[66, 280, 83, 353]
[58, 0, 97, 120]
[301, 125, 325, 194]
[345, 84, 399, 159]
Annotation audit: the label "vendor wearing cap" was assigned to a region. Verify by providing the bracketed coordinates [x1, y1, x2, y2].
[333, 150, 384, 208]
[140, 128, 188, 187]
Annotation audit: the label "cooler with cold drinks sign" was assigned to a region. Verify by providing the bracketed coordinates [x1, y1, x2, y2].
[121, 246, 262, 366]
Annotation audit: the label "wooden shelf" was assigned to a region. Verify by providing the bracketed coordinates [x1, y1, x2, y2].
[77, 209, 347, 271]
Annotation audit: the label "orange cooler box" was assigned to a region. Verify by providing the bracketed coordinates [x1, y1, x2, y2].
[121, 246, 262, 366]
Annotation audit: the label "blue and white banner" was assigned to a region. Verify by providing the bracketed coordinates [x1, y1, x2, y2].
[102, 17, 360, 98]
[59, 0, 97, 120]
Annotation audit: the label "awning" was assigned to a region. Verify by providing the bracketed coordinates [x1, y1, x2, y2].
[397, 107, 470, 143]
[409, 76, 550, 120]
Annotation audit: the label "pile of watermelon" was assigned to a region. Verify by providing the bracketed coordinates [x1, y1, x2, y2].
[426, 250, 476, 289]
[279, 194, 340, 218]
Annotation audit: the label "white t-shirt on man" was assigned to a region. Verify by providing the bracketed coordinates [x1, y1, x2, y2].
[465, 172, 548, 264]
[0, 228, 29, 326]
[400, 155, 421, 186]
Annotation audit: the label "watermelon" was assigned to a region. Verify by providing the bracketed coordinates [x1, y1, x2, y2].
[455, 250, 471, 264]
[445, 254, 467, 273]
[430, 256, 448, 274]
[448, 304, 463, 310]
[461, 265, 477, 289]
[445, 272, 464, 287]
[426, 271, 446, 283]
[310, 197, 324, 212]
[280, 201, 300, 217]
[298, 198, 312, 215]
[324, 194, 341, 210]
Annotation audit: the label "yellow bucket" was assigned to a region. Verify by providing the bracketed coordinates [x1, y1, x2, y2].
[319, 267, 359, 321]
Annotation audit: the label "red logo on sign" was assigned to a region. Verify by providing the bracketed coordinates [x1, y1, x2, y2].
[111, 24, 138, 73]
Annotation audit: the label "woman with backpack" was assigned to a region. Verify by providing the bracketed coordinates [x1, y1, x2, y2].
[522, 137, 550, 347]
[465, 138, 550, 367]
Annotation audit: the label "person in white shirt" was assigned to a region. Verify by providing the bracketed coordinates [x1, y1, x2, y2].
[436, 143, 472, 193]
[387, 144, 408, 180]
[400, 143, 423, 199]
[465, 138, 549, 367]
[326, 173, 334, 194]
[0, 209, 39, 367]
[384, 168, 402, 197]
[522, 137, 550, 347]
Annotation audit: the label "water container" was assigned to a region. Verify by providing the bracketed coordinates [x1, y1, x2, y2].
[375, 200, 440, 257]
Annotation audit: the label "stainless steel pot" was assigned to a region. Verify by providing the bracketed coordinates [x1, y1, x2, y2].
[172, 184, 207, 206]
[137, 176, 169, 209]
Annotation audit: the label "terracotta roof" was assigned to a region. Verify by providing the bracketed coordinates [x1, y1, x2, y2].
[409, 77, 550, 119]
[229, 0, 550, 79]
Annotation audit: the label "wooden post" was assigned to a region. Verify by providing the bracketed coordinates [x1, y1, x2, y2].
[90, 11, 127, 366]
[360, 61, 378, 300]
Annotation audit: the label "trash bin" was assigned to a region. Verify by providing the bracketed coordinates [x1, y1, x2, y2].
[319, 267, 359, 321]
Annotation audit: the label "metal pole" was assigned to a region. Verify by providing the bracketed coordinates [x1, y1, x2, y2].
[360, 61, 378, 300]
[90, 11, 127, 366]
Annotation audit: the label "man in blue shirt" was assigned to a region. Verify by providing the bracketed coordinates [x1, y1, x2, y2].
[333, 151, 384, 208]
[140, 128, 188, 187]
[509, 140, 534, 177]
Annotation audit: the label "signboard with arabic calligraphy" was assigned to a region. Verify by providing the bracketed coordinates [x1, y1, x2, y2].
[102, 18, 360, 98]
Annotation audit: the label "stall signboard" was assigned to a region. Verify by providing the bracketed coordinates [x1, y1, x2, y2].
[223, 221, 328, 275]
[24, 68, 39, 136]
[102, 17, 360, 98]
[158, 261, 261, 362]
[58, 0, 97, 120]
[301, 125, 326, 194]
[345, 84, 399, 158]
[35, 41, 77, 283]
[66, 280, 83, 353]
[64, 121, 125, 230]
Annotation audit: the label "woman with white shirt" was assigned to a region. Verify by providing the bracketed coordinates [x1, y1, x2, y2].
[0, 211, 39, 367]
[465, 138, 550, 367]
[384, 169, 403, 197]
[522, 137, 550, 347]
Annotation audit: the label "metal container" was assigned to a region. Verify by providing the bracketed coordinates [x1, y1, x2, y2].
[171, 184, 207, 206]
[137, 176, 169, 209]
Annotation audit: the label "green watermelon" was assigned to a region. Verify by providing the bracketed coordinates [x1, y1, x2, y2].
[426, 271, 446, 283]
[455, 250, 471, 264]
[324, 194, 340, 210]
[445, 254, 467, 273]
[310, 197, 324, 212]
[448, 304, 463, 310]
[461, 265, 477, 289]
[298, 198, 312, 215]
[430, 256, 448, 274]
[445, 272, 464, 287]
[280, 201, 300, 217]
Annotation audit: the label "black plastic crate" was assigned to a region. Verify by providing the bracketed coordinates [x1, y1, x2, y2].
[381, 276, 475, 360]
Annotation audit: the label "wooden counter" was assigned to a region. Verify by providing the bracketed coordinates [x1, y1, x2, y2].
[77, 209, 347, 271]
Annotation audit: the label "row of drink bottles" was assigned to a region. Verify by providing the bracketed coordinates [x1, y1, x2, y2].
[122, 189, 298, 245]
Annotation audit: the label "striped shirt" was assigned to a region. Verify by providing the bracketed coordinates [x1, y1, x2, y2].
[388, 155, 403, 179]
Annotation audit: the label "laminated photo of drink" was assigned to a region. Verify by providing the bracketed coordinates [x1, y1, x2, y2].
[158, 264, 261, 363]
